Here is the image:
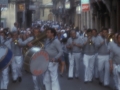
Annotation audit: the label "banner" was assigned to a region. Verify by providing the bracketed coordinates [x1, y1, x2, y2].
[81, 0, 90, 11]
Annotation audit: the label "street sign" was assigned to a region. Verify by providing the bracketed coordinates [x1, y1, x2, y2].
[81, 0, 90, 12]
[0, 0, 8, 7]
[82, 4, 90, 11]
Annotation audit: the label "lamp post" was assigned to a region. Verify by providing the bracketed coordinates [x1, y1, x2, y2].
[76, 4, 81, 30]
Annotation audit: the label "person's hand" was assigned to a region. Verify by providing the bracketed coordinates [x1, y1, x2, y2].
[27, 42, 33, 47]
[72, 42, 77, 46]
[51, 58, 55, 62]
[101, 40, 105, 45]
[110, 64, 113, 73]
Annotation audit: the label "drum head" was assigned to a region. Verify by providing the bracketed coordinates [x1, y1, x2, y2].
[0, 45, 13, 71]
[30, 49, 49, 76]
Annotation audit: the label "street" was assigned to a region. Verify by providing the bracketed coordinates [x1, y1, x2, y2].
[7, 61, 114, 90]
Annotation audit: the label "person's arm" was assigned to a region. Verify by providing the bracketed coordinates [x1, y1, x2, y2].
[18, 37, 34, 46]
[66, 38, 72, 49]
[54, 40, 63, 60]
[109, 51, 114, 72]
[73, 38, 83, 48]
[95, 36, 105, 48]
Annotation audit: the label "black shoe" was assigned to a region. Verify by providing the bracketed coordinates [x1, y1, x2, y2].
[84, 81, 88, 84]
[68, 77, 73, 80]
[88, 81, 93, 83]
[104, 85, 110, 88]
[99, 82, 103, 85]
[60, 73, 63, 77]
[18, 77, 22, 82]
[95, 78, 99, 80]
[75, 77, 79, 80]
[12, 80, 17, 83]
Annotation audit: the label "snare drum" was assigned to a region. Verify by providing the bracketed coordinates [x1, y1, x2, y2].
[0, 45, 13, 71]
[24, 47, 49, 76]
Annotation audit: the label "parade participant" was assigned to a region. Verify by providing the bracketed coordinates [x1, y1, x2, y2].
[0, 29, 11, 90]
[22, 28, 43, 90]
[96, 28, 110, 86]
[43, 28, 62, 90]
[11, 31, 24, 83]
[92, 29, 99, 79]
[61, 38, 69, 76]
[66, 30, 83, 79]
[109, 33, 120, 90]
[83, 29, 96, 83]
[11, 22, 18, 32]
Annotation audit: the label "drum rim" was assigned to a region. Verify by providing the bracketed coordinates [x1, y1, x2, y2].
[0, 47, 8, 62]
[0, 54, 14, 72]
[25, 46, 41, 57]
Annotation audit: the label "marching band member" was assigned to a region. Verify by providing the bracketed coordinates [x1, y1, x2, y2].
[83, 29, 96, 83]
[43, 28, 62, 90]
[92, 29, 99, 79]
[0, 30, 11, 90]
[66, 30, 83, 79]
[23, 28, 44, 90]
[109, 33, 120, 90]
[11, 31, 24, 83]
[96, 28, 110, 86]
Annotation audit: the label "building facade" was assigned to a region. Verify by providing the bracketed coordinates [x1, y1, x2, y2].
[52, 0, 120, 32]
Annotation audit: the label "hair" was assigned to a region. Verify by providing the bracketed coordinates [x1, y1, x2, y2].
[86, 29, 92, 33]
[117, 33, 120, 39]
[33, 27, 39, 31]
[102, 28, 108, 32]
[11, 31, 18, 36]
[92, 29, 97, 32]
[46, 28, 57, 36]
[70, 30, 76, 34]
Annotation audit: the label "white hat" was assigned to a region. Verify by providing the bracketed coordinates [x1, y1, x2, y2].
[26, 28, 30, 31]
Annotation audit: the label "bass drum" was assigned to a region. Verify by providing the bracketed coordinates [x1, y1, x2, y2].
[0, 45, 13, 71]
[24, 47, 49, 76]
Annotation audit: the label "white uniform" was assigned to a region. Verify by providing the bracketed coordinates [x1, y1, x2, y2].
[44, 38, 62, 90]
[96, 36, 110, 85]
[83, 37, 96, 82]
[109, 41, 120, 90]
[11, 38, 24, 81]
[67, 37, 83, 78]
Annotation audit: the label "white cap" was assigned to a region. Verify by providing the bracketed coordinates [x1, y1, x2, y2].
[26, 28, 30, 31]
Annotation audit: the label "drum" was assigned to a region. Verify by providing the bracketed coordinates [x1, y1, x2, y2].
[24, 47, 49, 76]
[0, 45, 13, 71]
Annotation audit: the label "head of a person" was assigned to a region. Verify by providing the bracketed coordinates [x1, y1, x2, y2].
[70, 30, 76, 39]
[86, 29, 92, 37]
[101, 28, 108, 38]
[92, 29, 97, 37]
[12, 31, 18, 39]
[14, 22, 18, 27]
[117, 33, 120, 44]
[33, 28, 40, 37]
[46, 28, 56, 39]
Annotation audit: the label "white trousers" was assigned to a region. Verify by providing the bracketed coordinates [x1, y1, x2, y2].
[32, 75, 44, 90]
[43, 62, 60, 90]
[94, 53, 99, 78]
[11, 56, 23, 80]
[68, 53, 81, 78]
[83, 54, 95, 82]
[97, 55, 110, 85]
[0, 67, 9, 89]
[113, 64, 120, 90]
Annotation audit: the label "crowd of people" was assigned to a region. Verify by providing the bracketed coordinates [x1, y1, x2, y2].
[0, 20, 120, 90]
